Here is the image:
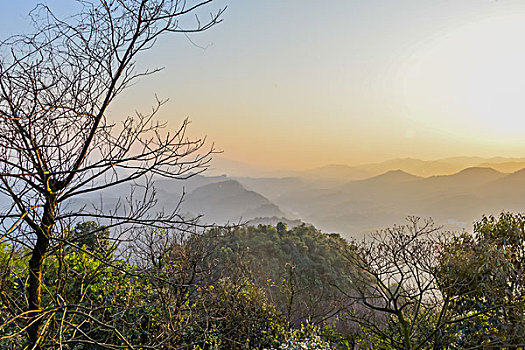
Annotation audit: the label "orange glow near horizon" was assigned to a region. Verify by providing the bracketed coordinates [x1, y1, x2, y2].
[96, 1, 525, 171]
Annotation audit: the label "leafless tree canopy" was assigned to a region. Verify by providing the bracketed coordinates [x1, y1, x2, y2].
[341, 217, 448, 350]
[0, 1, 224, 348]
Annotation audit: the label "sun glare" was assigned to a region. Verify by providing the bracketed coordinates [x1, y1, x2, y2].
[401, 14, 525, 139]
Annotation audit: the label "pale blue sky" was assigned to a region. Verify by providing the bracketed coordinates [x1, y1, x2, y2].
[2, 1, 525, 169]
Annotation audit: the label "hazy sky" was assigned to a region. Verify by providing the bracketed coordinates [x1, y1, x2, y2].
[3, 1, 525, 170]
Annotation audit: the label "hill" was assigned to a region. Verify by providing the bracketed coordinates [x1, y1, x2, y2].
[181, 180, 288, 224]
[350, 169, 422, 184]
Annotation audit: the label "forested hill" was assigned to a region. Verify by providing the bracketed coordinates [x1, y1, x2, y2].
[201, 223, 355, 328]
[4, 215, 525, 348]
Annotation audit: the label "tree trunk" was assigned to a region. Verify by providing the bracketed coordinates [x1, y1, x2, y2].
[398, 312, 412, 350]
[27, 197, 54, 349]
[27, 232, 50, 350]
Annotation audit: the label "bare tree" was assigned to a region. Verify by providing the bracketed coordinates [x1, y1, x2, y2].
[340, 218, 451, 350]
[0, 1, 224, 348]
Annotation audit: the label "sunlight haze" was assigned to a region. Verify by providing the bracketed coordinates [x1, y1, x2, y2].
[3, 0, 525, 171]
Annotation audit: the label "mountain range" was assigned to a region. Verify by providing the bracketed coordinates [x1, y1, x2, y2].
[234, 163, 525, 237]
[298, 157, 525, 182]
[64, 156, 525, 239]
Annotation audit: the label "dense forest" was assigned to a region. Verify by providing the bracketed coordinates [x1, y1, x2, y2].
[2, 213, 525, 348]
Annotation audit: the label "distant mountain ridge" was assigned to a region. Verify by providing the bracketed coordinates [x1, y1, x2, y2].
[66, 156, 525, 239]
[354, 169, 422, 183]
[301, 156, 525, 181]
[195, 154, 525, 180]
[237, 165, 525, 237]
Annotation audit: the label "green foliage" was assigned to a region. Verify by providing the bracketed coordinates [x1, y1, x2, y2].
[202, 223, 355, 330]
[0, 243, 27, 349]
[439, 212, 525, 349]
[10, 216, 525, 348]
[0, 222, 161, 348]
[183, 279, 286, 350]
[275, 321, 333, 350]
[1, 221, 296, 349]
[67, 221, 113, 255]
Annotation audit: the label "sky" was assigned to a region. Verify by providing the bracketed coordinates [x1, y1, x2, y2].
[2, 1, 525, 171]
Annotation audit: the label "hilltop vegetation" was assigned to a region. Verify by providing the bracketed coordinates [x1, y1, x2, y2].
[3, 213, 525, 348]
